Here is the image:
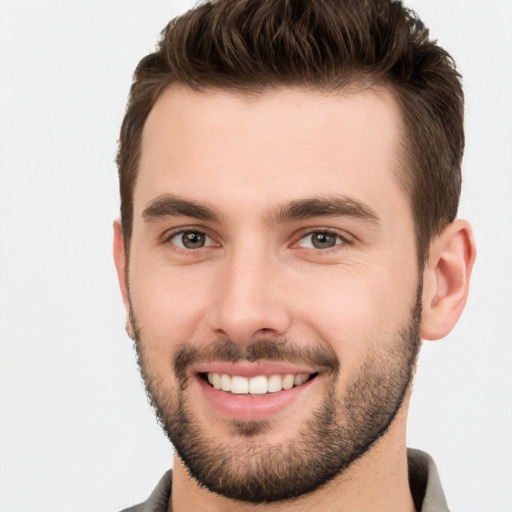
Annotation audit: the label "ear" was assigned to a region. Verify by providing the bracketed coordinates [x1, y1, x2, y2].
[113, 220, 136, 338]
[421, 219, 476, 340]
[113, 219, 130, 314]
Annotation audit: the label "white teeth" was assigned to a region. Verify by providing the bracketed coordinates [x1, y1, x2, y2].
[249, 375, 268, 395]
[231, 375, 249, 394]
[282, 374, 295, 390]
[206, 372, 311, 394]
[220, 374, 231, 392]
[294, 373, 309, 386]
[267, 374, 283, 393]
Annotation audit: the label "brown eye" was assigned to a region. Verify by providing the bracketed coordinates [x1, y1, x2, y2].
[169, 231, 212, 249]
[298, 231, 343, 249]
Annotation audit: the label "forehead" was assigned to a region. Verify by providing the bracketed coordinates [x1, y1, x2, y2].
[135, 84, 407, 221]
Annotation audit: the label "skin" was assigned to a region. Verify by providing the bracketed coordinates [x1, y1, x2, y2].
[113, 85, 475, 511]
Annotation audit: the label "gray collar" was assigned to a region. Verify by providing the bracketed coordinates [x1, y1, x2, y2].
[408, 448, 450, 511]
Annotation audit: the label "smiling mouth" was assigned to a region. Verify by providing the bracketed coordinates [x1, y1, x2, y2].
[200, 372, 318, 395]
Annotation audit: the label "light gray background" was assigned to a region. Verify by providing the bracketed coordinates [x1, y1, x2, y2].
[1, 1, 511, 511]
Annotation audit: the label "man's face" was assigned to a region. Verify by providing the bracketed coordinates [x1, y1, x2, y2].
[122, 85, 422, 502]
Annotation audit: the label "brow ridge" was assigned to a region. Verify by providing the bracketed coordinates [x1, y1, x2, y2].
[142, 193, 380, 227]
[142, 194, 222, 223]
[269, 196, 380, 225]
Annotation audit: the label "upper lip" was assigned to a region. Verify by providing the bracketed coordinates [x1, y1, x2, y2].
[192, 361, 318, 378]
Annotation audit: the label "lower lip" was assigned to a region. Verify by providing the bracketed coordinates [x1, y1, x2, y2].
[196, 375, 315, 421]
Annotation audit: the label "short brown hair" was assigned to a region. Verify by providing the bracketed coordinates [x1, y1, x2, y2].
[117, 0, 464, 265]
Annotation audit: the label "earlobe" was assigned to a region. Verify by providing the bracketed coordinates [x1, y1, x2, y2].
[113, 219, 130, 313]
[421, 219, 476, 340]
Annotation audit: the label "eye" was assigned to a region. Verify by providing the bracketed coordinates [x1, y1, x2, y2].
[297, 231, 345, 250]
[168, 230, 215, 249]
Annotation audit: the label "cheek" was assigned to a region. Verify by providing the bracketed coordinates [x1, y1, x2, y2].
[129, 262, 211, 354]
[294, 263, 417, 368]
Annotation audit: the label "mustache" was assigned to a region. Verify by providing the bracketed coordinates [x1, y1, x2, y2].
[173, 339, 340, 382]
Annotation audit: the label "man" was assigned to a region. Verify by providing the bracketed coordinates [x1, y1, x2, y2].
[113, 0, 476, 510]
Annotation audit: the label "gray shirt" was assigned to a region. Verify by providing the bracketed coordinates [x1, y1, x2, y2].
[121, 448, 449, 512]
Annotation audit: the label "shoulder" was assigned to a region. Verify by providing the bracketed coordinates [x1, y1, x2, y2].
[118, 470, 173, 512]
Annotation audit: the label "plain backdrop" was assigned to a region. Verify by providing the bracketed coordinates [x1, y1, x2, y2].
[0, 1, 511, 511]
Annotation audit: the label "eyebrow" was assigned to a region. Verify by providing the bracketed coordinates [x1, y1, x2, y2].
[142, 193, 380, 227]
[269, 196, 380, 226]
[142, 194, 222, 223]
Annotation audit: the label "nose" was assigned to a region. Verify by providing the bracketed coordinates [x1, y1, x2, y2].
[206, 246, 293, 344]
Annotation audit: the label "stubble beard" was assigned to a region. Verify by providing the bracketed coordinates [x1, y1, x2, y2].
[130, 285, 422, 504]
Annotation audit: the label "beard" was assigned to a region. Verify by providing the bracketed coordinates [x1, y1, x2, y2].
[130, 284, 422, 504]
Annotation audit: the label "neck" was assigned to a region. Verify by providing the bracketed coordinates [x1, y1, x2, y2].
[170, 403, 416, 512]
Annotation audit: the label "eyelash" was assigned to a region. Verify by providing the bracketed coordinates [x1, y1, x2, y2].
[163, 229, 217, 250]
[162, 227, 351, 253]
[294, 230, 348, 251]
